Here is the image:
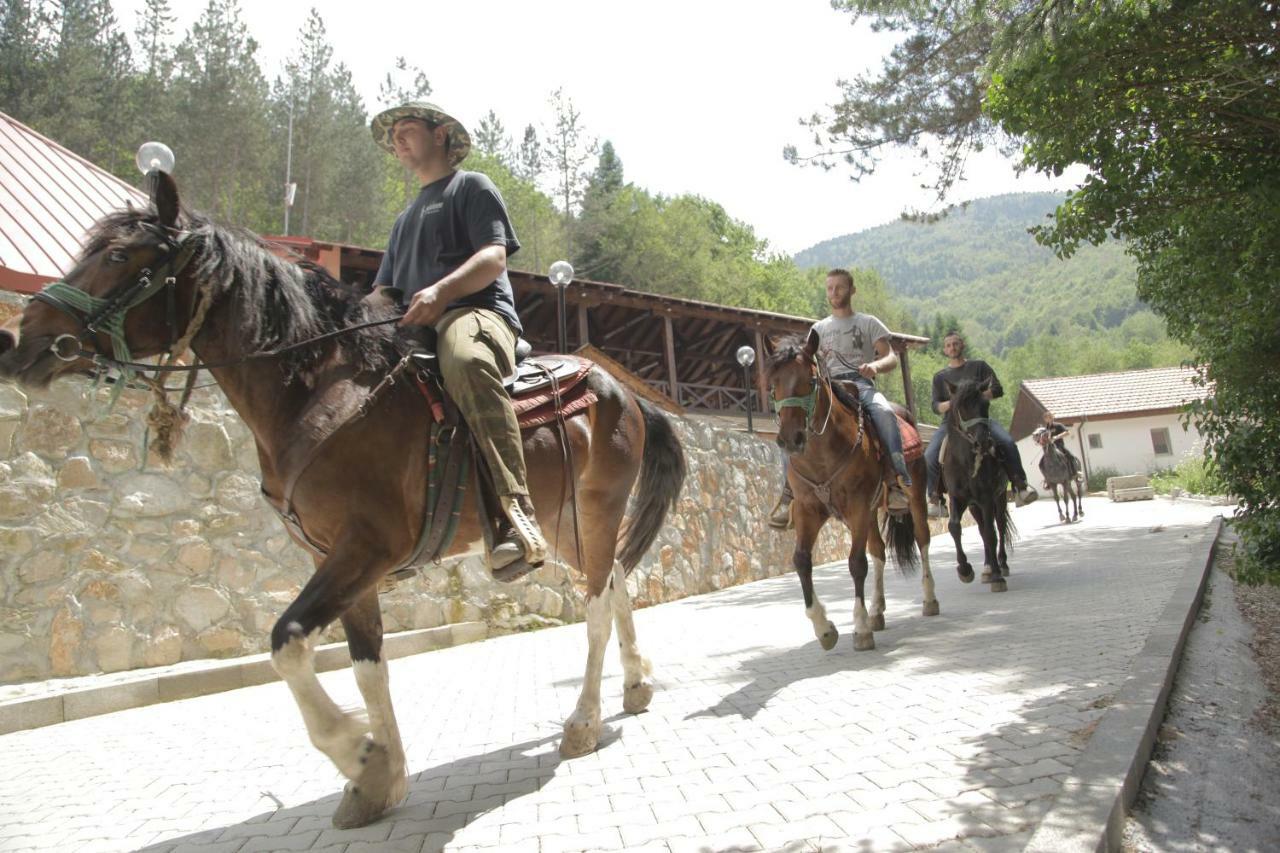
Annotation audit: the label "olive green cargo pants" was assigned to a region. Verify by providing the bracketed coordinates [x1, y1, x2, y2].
[436, 307, 528, 497]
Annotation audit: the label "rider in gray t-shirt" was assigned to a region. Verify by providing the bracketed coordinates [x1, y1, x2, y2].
[769, 269, 913, 528]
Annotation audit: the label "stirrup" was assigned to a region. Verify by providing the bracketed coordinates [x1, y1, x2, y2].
[499, 494, 547, 566]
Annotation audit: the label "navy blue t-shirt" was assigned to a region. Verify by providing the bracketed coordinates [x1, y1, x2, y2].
[374, 170, 522, 334]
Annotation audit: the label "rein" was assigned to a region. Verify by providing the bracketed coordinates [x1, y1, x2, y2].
[774, 359, 868, 518]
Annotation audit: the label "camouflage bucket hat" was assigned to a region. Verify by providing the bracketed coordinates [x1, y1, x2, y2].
[370, 101, 471, 167]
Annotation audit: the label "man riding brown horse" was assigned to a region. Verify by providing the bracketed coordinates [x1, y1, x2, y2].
[369, 101, 545, 574]
[768, 269, 913, 528]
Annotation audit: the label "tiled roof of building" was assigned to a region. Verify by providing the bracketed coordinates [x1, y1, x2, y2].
[0, 111, 147, 293]
[1021, 365, 1209, 419]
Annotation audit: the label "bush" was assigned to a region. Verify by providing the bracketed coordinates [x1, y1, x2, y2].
[1086, 466, 1122, 493]
[1150, 455, 1228, 497]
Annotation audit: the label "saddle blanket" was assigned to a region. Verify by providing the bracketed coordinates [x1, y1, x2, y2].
[415, 354, 597, 431]
[899, 414, 923, 463]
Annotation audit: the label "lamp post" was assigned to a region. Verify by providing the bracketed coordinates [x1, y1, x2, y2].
[736, 345, 756, 433]
[549, 260, 574, 354]
[135, 141, 175, 196]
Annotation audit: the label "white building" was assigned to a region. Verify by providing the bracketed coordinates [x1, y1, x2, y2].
[1009, 366, 1211, 482]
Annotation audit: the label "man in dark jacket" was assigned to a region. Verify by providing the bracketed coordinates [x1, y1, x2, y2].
[924, 331, 1038, 513]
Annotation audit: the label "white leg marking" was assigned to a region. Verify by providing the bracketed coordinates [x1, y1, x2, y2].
[352, 659, 408, 806]
[921, 549, 937, 605]
[272, 627, 371, 779]
[611, 564, 651, 687]
[562, 592, 613, 755]
[853, 597, 871, 637]
[870, 554, 887, 620]
[805, 599, 830, 639]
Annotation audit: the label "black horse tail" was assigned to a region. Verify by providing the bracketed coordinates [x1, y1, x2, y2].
[884, 509, 920, 576]
[996, 491, 1019, 545]
[618, 398, 687, 572]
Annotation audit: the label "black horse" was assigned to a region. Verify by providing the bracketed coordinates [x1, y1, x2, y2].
[939, 378, 1016, 592]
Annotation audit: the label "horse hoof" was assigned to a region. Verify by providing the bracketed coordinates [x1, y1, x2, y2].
[853, 632, 875, 652]
[560, 715, 600, 758]
[819, 624, 839, 651]
[980, 569, 994, 583]
[991, 578, 1008, 593]
[958, 564, 974, 584]
[1000, 564, 1011, 578]
[923, 600, 940, 617]
[623, 681, 654, 714]
[332, 744, 400, 829]
[871, 613, 886, 632]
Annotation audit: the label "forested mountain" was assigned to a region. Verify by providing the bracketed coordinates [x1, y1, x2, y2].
[794, 193, 1190, 426]
[795, 193, 1140, 354]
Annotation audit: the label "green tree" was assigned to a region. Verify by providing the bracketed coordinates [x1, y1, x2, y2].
[544, 87, 597, 258]
[0, 1, 54, 123]
[473, 108, 511, 167]
[169, 0, 272, 224]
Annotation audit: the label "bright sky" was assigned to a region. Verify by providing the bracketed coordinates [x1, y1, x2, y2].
[118, 0, 1082, 255]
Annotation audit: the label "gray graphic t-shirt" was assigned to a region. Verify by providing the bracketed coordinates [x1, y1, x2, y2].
[810, 312, 891, 380]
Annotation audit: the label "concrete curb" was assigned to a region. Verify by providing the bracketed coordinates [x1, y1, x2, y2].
[1026, 515, 1225, 853]
[0, 621, 488, 736]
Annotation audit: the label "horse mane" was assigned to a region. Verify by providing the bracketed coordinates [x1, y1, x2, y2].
[765, 335, 808, 379]
[89, 208, 397, 379]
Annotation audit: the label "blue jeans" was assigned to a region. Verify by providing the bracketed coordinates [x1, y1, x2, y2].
[836, 375, 911, 485]
[925, 417, 1028, 497]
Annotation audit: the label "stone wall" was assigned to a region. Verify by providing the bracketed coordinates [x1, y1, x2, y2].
[0, 371, 848, 683]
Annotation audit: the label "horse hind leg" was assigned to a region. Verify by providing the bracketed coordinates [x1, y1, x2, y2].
[610, 562, 653, 714]
[334, 592, 408, 829]
[559, 483, 629, 758]
[867, 519, 887, 632]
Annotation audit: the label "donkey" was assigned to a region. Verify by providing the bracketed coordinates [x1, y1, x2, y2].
[939, 379, 1016, 592]
[766, 335, 937, 652]
[0, 173, 685, 828]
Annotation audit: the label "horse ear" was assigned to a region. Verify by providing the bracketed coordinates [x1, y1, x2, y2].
[979, 378, 992, 393]
[150, 170, 181, 229]
[944, 380, 957, 397]
[802, 328, 819, 360]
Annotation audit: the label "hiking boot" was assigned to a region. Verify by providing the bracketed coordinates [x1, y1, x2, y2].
[887, 479, 911, 516]
[490, 494, 546, 570]
[1013, 484, 1039, 507]
[768, 492, 794, 530]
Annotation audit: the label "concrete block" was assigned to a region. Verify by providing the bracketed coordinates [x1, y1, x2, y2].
[157, 665, 244, 702]
[1113, 486, 1155, 502]
[63, 680, 158, 720]
[0, 695, 63, 735]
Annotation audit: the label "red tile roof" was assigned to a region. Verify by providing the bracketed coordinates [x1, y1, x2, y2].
[1022, 366, 1209, 420]
[0, 111, 147, 293]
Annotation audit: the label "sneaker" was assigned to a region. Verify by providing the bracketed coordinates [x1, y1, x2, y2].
[491, 494, 547, 569]
[928, 498, 946, 519]
[1014, 485, 1039, 507]
[768, 493, 794, 530]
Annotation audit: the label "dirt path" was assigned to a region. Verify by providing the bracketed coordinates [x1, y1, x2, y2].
[1124, 527, 1280, 852]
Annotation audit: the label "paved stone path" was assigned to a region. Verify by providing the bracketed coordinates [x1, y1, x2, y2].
[0, 496, 1226, 853]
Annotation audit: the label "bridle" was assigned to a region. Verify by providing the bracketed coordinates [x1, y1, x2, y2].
[950, 405, 997, 479]
[771, 357, 835, 437]
[33, 226, 200, 380]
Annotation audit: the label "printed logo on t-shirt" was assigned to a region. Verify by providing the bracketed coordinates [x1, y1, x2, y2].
[419, 202, 443, 218]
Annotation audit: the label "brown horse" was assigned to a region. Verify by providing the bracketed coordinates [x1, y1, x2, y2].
[766, 335, 937, 652]
[0, 174, 685, 828]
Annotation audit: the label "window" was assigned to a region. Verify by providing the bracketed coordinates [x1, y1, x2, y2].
[1151, 427, 1173, 456]
[1088, 433, 1103, 449]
